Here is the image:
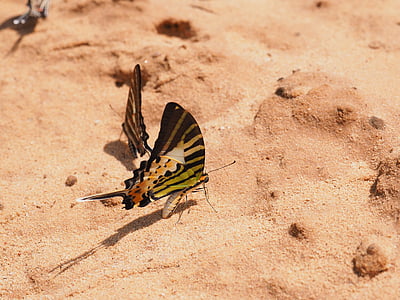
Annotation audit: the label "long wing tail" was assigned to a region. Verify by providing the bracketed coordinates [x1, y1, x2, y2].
[76, 185, 152, 210]
[76, 189, 129, 203]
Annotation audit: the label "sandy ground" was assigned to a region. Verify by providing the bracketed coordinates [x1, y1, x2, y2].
[1, 0, 400, 298]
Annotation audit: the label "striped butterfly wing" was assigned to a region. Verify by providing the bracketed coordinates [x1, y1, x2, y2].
[146, 102, 207, 200]
[122, 64, 152, 158]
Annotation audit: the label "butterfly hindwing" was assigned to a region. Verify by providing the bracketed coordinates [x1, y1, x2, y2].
[122, 64, 152, 158]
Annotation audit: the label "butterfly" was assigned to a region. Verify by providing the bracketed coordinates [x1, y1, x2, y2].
[121, 64, 207, 218]
[77, 101, 209, 218]
[13, 0, 51, 25]
[121, 64, 152, 158]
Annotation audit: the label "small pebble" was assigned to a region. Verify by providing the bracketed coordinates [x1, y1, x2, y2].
[315, 1, 329, 8]
[275, 85, 308, 99]
[65, 175, 78, 187]
[353, 242, 389, 277]
[369, 116, 385, 130]
[288, 222, 308, 240]
[275, 87, 295, 99]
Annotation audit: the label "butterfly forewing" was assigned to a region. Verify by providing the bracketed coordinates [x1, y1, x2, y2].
[122, 64, 151, 158]
[146, 103, 206, 198]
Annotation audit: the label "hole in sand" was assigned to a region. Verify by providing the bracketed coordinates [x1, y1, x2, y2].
[156, 19, 196, 39]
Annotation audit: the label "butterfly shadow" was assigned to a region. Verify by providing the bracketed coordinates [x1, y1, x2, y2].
[49, 200, 197, 276]
[103, 140, 136, 171]
[0, 15, 39, 56]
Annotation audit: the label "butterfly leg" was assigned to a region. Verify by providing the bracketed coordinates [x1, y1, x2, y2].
[39, 0, 50, 18]
[13, 0, 33, 25]
[203, 184, 217, 213]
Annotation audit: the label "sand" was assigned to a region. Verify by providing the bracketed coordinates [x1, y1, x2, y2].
[1, 0, 400, 298]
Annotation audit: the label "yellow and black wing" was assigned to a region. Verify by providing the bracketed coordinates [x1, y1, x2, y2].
[146, 102, 207, 199]
[122, 64, 152, 158]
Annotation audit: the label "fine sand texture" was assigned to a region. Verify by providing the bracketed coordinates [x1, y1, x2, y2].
[1, 0, 400, 298]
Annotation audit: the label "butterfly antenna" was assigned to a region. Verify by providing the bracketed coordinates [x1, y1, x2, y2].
[208, 160, 236, 173]
[190, 182, 217, 212]
[109, 104, 124, 119]
[106, 104, 125, 141]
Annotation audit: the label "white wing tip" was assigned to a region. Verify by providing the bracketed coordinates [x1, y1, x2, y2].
[76, 196, 98, 202]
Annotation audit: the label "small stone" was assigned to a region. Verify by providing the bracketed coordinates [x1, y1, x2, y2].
[353, 242, 389, 277]
[275, 85, 308, 99]
[366, 244, 379, 255]
[275, 87, 295, 99]
[369, 116, 385, 130]
[288, 222, 308, 240]
[315, 1, 329, 8]
[270, 190, 280, 199]
[65, 175, 78, 187]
